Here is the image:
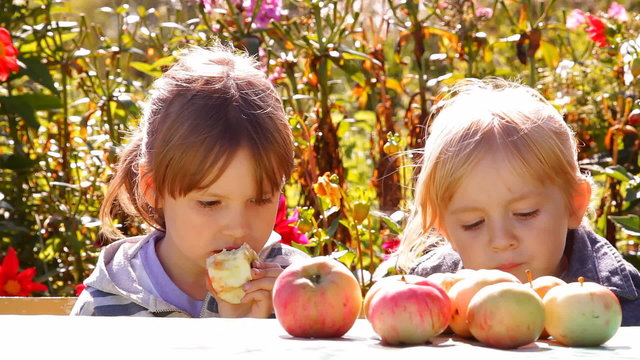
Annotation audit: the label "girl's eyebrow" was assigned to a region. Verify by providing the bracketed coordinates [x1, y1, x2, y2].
[448, 190, 543, 215]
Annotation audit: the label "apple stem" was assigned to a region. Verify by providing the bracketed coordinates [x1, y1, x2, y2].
[578, 276, 584, 286]
[525, 269, 533, 288]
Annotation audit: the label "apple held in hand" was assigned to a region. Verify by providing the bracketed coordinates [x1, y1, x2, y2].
[467, 282, 545, 349]
[272, 256, 363, 338]
[367, 277, 452, 345]
[543, 277, 622, 347]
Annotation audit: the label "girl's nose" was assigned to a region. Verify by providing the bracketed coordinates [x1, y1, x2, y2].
[489, 221, 518, 251]
[221, 207, 249, 239]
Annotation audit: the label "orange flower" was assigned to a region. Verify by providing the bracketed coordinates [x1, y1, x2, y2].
[313, 172, 342, 208]
[0, 27, 19, 82]
[0, 247, 48, 296]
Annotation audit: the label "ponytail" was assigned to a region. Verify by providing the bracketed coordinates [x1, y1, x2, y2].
[99, 135, 164, 240]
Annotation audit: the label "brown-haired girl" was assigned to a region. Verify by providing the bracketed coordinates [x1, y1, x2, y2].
[71, 45, 308, 318]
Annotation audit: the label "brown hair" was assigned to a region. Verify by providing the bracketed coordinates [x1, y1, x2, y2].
[397, 78, 589, 270]
[100, 45, 293, 239]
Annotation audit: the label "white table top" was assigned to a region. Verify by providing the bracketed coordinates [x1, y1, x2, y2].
[0, 316, 636, 359]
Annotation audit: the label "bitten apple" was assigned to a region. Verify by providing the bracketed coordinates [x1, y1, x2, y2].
[272, 256, 363, 338]
[448, 269, 520, 338]
[367, 277, 451, 345]
[530, 275, 566, 339]
[467, 282, 545, 349]
[543, 278, 622, 347]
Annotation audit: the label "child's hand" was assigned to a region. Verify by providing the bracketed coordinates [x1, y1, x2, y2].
[211, 261, 283, 318]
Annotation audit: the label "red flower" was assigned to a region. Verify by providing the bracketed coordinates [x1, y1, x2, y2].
[585, 15, 610, 48]
[75, 284, 86, 296]
[0, 247, 48, 297]
[0, 27, 19, 82]
[274, 195, 309, 246]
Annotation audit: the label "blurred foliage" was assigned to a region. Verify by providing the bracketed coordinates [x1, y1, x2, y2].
[0, 0, 639, 296]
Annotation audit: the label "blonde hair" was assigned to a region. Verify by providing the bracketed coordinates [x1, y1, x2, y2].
[396, 78, 587, 271]
[100, 45, 293, 239]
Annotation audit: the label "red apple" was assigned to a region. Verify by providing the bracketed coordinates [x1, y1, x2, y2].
[530, 275, 566, 339]
[367, 277, 451, 345]
[543, 278, 622, 347]
[363, 274, 425, 319]
[467, 282, 545, 349]
[272, 256, 363, 338]
[448, 269, 520, 338]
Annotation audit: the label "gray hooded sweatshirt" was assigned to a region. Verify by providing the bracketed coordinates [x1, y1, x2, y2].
[71, 231, 309, 317]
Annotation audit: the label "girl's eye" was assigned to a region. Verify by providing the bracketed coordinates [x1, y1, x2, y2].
[515, 209, 539, 218]
[252, 196, 274, 206]
[198, 200, 221, 208]
[462, 219, 484, 231]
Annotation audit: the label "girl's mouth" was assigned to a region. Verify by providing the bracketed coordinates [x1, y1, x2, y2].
[211, 246, 242, 255]
[495, 262, 523, 272]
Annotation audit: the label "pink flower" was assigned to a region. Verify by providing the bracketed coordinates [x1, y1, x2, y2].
[585, 14, 610, 48]
[607, 1, 628, 22]
[475, 6, 493, 19]
[202, 0, 215, 13]
[250, 0, 282, 29]
[566, 9, 587, 29]
[268, 65, 285, 83]
[382, 237, 400, 260]
[274, 195, 309, 246]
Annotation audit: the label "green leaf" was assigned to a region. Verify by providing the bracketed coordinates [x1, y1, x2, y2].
[539, 40, 559, 69]
[325, 216, 340, 238]
[339, 47, 382, 66]
[160, 22, 187, 32]
[332, 249, 356, 268]
[604, 165, 637, 182]
[0, 95, 38, 128]
[371, 210, 402, 234]
[18, 56, 59, 94]
[151, 55, 176, 69]
[0, 221, 29, 234]
[0, 93, 62, 128]
[0, 154, 38, 171]
[583, 164, 636, 182]
[28, 93, 62, 110]
[354, 110, 376, 124]
[129, 61, 162, 78]
[609, 215, 640, 236]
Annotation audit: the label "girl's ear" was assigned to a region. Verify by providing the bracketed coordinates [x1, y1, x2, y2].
[139, 164, 162, 208]
[568, 180, 591, 228]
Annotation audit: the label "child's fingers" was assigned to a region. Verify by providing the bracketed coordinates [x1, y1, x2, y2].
[251, 266, 282, 280]
[244, 276, 277, 293]
[240, 289, 272, 318]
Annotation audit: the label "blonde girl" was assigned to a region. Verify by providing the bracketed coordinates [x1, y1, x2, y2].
[396, 78, 640, 326]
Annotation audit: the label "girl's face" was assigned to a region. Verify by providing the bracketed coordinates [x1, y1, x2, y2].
[157, 147, 279, 281]
[439, 153, 587, 283]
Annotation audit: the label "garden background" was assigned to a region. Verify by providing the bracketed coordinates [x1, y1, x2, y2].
[1, 0, 639, 297]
